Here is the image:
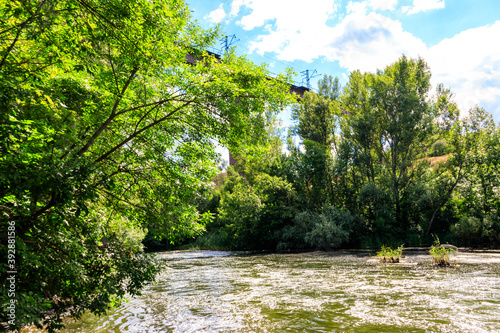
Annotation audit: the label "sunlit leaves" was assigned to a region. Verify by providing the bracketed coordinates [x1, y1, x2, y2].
[0, 0, 293, 331]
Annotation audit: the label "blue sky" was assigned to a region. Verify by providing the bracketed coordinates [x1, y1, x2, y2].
[187, 0, 500, 126]
[186, 0, 499, 165]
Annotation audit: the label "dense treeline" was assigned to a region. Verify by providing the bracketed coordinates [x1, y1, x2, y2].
[195, 56, 500, 251]
[0, 0, 292, 330]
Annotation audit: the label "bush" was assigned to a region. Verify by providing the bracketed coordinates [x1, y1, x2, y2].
[214, 173, 295, 250]
[358, 183, 395, 230]
[194, 230, 231, 250]
[217, 183, 263, 249]
[450, 215, 482, 246]
[430, 139, 448, 156]
[278, 206, 354, 251]
[450, 213, 500, 247]
[482, 212, 500, 245]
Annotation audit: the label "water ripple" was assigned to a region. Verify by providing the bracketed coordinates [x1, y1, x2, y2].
[51, 250, 500, 333]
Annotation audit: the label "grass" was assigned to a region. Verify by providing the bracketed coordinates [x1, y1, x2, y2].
[376, 245, 404, 263]
[426, 154, 451, 166]
[429, 236, 455, 266]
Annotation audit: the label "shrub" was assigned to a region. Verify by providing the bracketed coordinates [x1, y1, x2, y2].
[450, 215, 482, 245]
[303, 206, 354, 250]
[217, 183, 263, 249]
[430, 139, 448, 156]
[194, 230, 231, 250]
[358, 183, 395, 237]
[450, 213, 500, 247]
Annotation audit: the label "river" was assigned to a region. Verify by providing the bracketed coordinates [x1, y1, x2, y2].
[50, 250, 500, 332]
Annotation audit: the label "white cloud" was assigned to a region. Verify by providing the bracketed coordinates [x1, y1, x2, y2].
[226, 0, 500, 119]
[230, 0, 425, 68]
[235, 0, 337, 31]
[248, 4, 426, 70]
[403, 0, 445, 15]
[206, 4, 226, 24]
[346, 1, 367, 14]
[231, 0, 337, 62]
[368, 0, 398, 11]
[324, 10, 426, 72]
[346, 0, 397, 13]
[229, 0, 246, 17]
[426, 21, 500, 119]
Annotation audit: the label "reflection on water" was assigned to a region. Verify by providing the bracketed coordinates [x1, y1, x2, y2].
[55, 250, 500, 332]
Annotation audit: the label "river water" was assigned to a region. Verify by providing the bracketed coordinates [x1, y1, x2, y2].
[58, 250, 500, 332]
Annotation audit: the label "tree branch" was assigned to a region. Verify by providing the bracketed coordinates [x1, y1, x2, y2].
[108, 46, 120, 95]
[115, 95, 185, 116]
[98, 188, 146, 209]
[0, 20, 29, 69]
[426, 163, 464, 235]
[94, 101, 192, 163]
[75, 67, 139, 157]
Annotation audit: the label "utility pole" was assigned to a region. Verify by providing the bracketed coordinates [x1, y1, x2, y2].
[220, 34, 239, 53]
[300, 69, 321, 89]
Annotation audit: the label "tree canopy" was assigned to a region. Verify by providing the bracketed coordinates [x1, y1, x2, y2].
[0, 0, 293, 330]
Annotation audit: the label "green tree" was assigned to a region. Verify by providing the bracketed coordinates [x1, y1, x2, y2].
[0, 0, 292, 330]
[215, 170, 295, 250]
[370, 56, 433, 229]
[336, 70, 378, 215]
[447, 108, 500, 245]
[291, 76, 340, 148]
[318, 75, 341, 101]
[338, 56, 442, 241]
[289, 76, 341, 208]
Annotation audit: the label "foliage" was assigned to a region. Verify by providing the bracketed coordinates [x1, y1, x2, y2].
[430, 139, 448, 157]
[284, 75, 343, 209]
[450, 213, 500, 247]
[303, 206, 354, 250]
[443, 108, 500, 245]
[299, 140, 332, 208]
[197, 55, 500, 252]
[318, 75, 341, 101]
[0, 0, 292, 330]
[216, 171, 295, 249]
[278, 206, 353, 251]
[376, 245, 404, 263]
[217, 182, 263, 248]
[194, 229, 231, 250]
[291, 89, 339, 147]
[429, 236, 455, 266]
[340, 56, 434, 231]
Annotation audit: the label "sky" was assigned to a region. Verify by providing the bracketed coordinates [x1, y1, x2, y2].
[185, 0, 500, 163]
[187, 0, 500, 122]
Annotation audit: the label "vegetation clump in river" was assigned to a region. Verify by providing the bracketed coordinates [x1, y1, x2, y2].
[429, 237, 456, 266]
[376, 245, 404, 263]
